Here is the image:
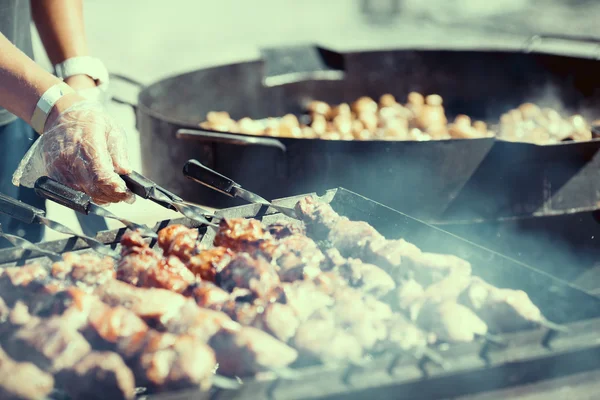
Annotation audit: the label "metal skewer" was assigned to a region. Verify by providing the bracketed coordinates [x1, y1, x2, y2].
[34, 177, 157, 239]
[0, 223, 62, 262]
[120, 171, 219, 228]
[0, 192, 118, 259]
[182, 159, 298, 218]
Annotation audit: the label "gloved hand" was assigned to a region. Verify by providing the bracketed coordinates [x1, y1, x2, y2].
[12, 100, 134, 205]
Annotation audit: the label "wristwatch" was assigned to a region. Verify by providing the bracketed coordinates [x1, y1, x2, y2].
[54, 56, 110, 90]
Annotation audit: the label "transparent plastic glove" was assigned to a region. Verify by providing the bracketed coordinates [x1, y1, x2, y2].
[12, 100, 134, 205]
[75, 83, 110, 106]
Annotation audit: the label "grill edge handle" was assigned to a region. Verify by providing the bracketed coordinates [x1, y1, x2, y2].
[176, 129, 286, 152]
[0, 193, 45, 224]
[183, 159, 237, 197]
[34, 177, 91, 215]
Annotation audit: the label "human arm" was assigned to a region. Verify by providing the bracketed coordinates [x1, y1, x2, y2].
[0, 32, 132, 204]
[30, 0, 96, 91]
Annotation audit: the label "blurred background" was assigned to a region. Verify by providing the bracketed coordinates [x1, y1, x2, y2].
[34, 0, 600, 240]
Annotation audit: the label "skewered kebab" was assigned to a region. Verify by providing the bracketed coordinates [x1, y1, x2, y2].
[0, 193, 118, 259]
[34, 176, 157, 239]
[296, 196, 471, 286]
[0, 346, 55, 400]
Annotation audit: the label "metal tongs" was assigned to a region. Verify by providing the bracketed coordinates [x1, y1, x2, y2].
[182, 159, 298, 218]
[0, 192, 118, 259]
[34, 177, 157, 239]
[120, 171, 218, 227]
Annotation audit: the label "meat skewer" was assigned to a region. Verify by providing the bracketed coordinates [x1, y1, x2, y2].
[295, 197, 470, 286]
[0, 346, 55, 400]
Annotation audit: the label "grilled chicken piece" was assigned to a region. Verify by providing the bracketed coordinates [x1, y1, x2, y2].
[0, 346, 54, 400]
[0, 264, 52, 306]
[413, 300, 488, 343]
[459, 277, 546, 332]
[293, 311, 363, 365]
[210, 325, 298, 377]
[218, 253, 281, 302]
[135, 332, 216, 392]
[258, 302, 300, 343]
[56, 352, 136, 400]
[5, 315, 92, 373]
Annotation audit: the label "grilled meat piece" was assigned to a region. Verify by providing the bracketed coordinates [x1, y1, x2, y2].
[186, 281, 231, 310]
[51, 252, 115, 289]
[119, 230, 196, 293]
[294, 197, 340, 241]
[329, 219, 384, 258]
[293, 311, 363, 365]
[270, 234, 325, 282]
[413, 300, 488, 343]
[84, 302, 149, 353]
[215, 218, 276, 255]
[210, 325, 298, 377]
[5, 315, 92, 373]
[95, 280, 187, 321]
[220, 299, 300, 343]
[218, 253, 281, 302]
[258, 302, 300, 343]
[396, 279, 425, 310]
[187, 247, 234, 282]
[267, 221, 305, 239]
[158, 224, 233, 282]
[363, 238, 421, 271]
[282, 280, 334, 321]
[0, 346, 54, 400]
[158, 225, 200, 260]
[135, 333, 216, 392]
[56, 352, 136, 400]
[334, 257, 396, 297]
[161, 299, 238, 343]
[459, 277, 546, 332]
[141, 255, 196, 293]
[0, 264, 51, 306]
[383, 314, 432, 352]
[118, 231, 161, 286]
[330, 287, 392, 350]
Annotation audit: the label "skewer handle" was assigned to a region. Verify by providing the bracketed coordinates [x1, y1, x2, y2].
[120, 171, 155, 199]
[34, 177, 91, 215]
[0, 193, 45, 224]
[183, 159, 238, 197]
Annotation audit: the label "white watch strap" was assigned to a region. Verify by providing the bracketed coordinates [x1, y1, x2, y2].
[31, 82, 76, 134]
[54, 56, 110, 88]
